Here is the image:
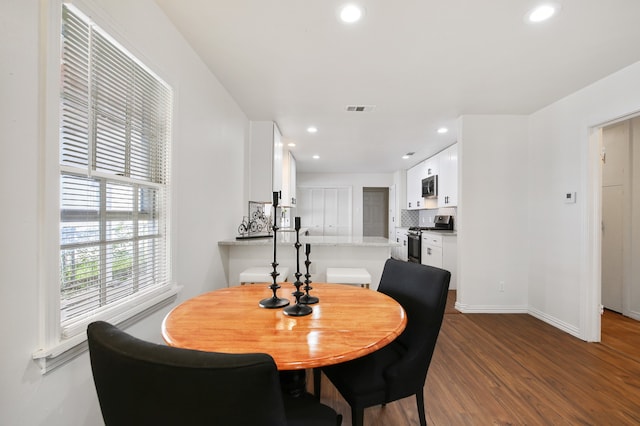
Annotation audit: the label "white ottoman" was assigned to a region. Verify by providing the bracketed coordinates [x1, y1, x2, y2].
[326, 267, 371, 289]
[239, 267, 290, 285]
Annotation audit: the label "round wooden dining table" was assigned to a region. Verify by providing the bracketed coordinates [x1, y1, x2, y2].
[162, 283, 407, 370]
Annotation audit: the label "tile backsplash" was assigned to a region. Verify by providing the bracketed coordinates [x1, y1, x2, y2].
[400, 210, 419, 227]
[399, 207, 457, 229]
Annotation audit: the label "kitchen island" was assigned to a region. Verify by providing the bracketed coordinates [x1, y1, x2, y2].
[218, 234, 397, 290]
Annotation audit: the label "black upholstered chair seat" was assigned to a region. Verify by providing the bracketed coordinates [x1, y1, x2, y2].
[322, 341, 405, 406]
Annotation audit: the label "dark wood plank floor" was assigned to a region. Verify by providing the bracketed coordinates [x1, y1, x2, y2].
[314, 291, 640, 425]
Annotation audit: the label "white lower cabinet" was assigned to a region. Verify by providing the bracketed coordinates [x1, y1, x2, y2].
[393, 228, 408, 261]
[422, 232, 456, 289]
[421, 233, 443, 268]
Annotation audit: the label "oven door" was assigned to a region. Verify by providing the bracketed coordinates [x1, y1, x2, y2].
[407, 233, 421, 263]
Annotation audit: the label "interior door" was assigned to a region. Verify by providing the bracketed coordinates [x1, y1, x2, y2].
[602, 185, 624, 312]
[601, 121, 629, 313]
[323, 188, 338, 236]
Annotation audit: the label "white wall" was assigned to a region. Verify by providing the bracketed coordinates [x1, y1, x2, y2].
[456, 115, 530, 313]
[297, 173, 394, 236]
[0, 0, 247, 424]
[456, 62, 640, 340]
[528, 61, 640, 339]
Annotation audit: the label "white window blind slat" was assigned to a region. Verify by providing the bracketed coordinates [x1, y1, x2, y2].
[59, 4, 172, 335]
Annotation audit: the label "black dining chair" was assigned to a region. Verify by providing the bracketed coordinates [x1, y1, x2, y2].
[314, 258, 450, 426]
[87, 321, 342, 426]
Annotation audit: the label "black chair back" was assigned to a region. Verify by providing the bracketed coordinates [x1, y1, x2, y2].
[376, 258, 451, 400]
[87, 321, 288, 425]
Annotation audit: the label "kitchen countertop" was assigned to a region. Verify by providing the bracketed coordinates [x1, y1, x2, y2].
[421, 229, 457, 236]
[218, 235, 397, 247]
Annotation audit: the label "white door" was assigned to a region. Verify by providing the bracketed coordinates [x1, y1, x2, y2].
[601, 121, 629, 313]
[336, 187, 351, 236]
[602, 186, 624, 312]
[324, 188, 338, 236]
[311, 188, 325, 236]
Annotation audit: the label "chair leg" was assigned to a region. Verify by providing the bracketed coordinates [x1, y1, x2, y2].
[351, 407, 364, 426]
[313, 368, 322, 400]
[416, 391, 427, 426]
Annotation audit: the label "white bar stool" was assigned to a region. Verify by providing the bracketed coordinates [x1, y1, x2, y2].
[239, 267, 290, 285]
[326, 267, 371, 289]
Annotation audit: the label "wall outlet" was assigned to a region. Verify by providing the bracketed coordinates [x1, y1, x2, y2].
[498, 281, 505, 292]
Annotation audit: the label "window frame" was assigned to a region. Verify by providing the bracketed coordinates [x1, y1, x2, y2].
[33, 0, 179, 373]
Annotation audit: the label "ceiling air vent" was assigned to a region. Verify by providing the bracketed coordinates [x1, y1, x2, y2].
[345, 105, 376, 112]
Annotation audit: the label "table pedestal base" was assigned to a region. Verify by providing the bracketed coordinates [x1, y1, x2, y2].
[280, 370, 308, 398]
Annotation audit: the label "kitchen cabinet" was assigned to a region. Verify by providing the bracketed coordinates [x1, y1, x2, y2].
[421, 233, 443, 268]
[249, 121, 284, 203]
[403, 143, 457, 210]
[422, 231, 457, 289]
[406, 162, 425, 210]
[281, 151, 297, 207]
[422, 156, 438, 178]
[437, 144, 458, 207]
[394, 228, 408, 261]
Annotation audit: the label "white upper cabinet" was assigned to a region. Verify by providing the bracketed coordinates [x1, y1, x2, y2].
[422, 156, 438, 178]
[281, 151, 297, 207]
[406, 161, 424, 210]
[249, 121, 298, 206]
[437, 144, 458, 207]
[249, 121, 282, 203]
[404, 143, 458, 210]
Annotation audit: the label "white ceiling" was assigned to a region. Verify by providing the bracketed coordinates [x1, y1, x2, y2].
[154, 0, 640, 173]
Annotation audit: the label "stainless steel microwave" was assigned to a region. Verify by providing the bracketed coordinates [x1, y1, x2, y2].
[422, 175, 437, 198]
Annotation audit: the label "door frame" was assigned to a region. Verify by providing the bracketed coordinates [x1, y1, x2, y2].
[586, 111, 640, 341]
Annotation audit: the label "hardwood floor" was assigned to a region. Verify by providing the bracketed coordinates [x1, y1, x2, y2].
[314, 291, 640, 425]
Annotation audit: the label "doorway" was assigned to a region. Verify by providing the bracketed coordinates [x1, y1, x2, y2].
[589, 115, 640, 343]
[363, 187, 388, 237]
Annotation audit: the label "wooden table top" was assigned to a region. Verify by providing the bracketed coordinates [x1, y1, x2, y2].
[162, 283, 407, 370]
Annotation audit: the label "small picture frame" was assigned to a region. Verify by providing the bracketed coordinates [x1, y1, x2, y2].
[236, 201, 273, 239]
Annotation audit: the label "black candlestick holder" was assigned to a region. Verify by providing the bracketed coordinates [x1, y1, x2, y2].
[259, 193, 290, 309]
[300, 244, 319, 305]
[284, 218, 312, 316]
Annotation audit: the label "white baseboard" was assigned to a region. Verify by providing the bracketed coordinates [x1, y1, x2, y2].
[454, 301, 528, 314]
[528, 307, 581, 338]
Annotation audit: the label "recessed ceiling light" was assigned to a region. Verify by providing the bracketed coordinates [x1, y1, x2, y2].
[437, 127, 448, 134]
[339, 4, 363, 23]
[402, 155, 410, 160]
[307, 126, 318, 133]
[526, 4, 560, 23]
[288, 142, 296, 147]
[312, 155, 320, 159]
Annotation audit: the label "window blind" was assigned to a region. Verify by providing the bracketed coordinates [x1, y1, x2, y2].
[59, 4, 172, 335]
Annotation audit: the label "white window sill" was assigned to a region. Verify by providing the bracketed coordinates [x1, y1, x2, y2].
[32, 285, 181, 374]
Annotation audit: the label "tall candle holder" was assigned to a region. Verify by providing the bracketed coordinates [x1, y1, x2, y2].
[283, 217, 312, 316]
[259, 192, 290, 309]
[299, 243, 319, 305]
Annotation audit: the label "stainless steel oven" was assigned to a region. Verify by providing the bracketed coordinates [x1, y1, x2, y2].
[407, 229, 421, 263]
